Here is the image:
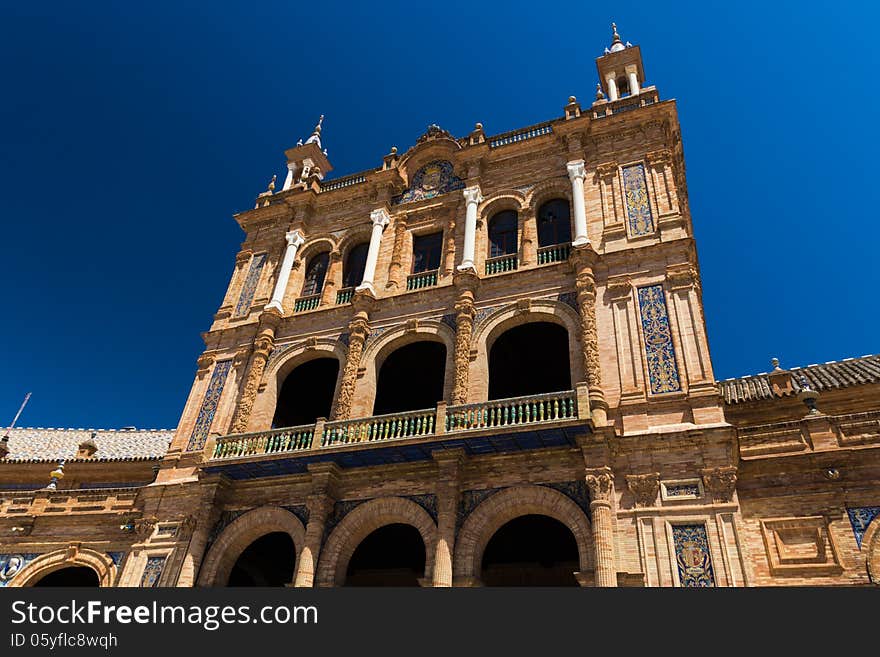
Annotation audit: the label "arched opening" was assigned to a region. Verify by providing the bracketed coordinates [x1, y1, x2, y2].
[374, 341, 446, 414]
[537, 199, 572, 247]
[343, 242, 369, 289]
[489, 322, 571, 399]
[32, 566, 99, 587]
[227, 532, 296, 587]
[273, 357, 340, 427]
[301, 252, 330, 297]
[616, 76, 631, 97]
[345, 523, 425, 586]
[488, 210, 518, 257]
[481, 515, 579, 586]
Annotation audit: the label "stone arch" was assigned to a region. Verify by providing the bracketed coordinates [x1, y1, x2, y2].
[480, 190, 527, 219]
[478, 191, 528, 270]
[525, 177, 572, 214]
[197, 506, 306, 587]
[281, 236, 338, 309]
[350, 320, 456, 417]
[8, 547, 116, 587]
[249, 338, 346, 429]
[316, 497, 437, 587]
[453, 485, 593, 583]
[470, 300, 584, 400]
[863, 516, 880, 585]
[336, 225, 374, 263]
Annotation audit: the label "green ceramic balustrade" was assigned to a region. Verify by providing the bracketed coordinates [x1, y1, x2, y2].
[212, 425, 314, 459]
[336, 287, 354, 304]
[322, 408, 436, 446]
[537, 243, 571, 265]
[406, 270, 439, 290]
[485, 254, 518, 275]
[445, 390, 577, 432]
[294, 294, 321, 312]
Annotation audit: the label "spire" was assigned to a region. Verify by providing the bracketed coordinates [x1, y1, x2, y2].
[305, 114, 324, 147]
[609, 22, 626, 53]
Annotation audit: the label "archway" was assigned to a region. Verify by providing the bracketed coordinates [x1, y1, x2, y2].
[481, 515, 579, 586]
[537, 198, 572, 246]
[227, 532, 296, 587]
[32, 566, 99, 587]
[273, 357, 340, 427]
[489, 322, 571, 399]
[374, 341, 446, 414]
[344, 523, 426, 586]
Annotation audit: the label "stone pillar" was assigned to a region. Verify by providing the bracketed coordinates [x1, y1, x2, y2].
[176, 484, 222, 587]
[331, 296, 373, 420]
[451, 271, 479, 405]
[293, 493, 333, 587]
[585, 466, 617, 587]
[265, 230, 305, 313]
[646, 149, 678, 216]
[386, 217, 407, 289]
[432, 450, 464, 587]
[626, 65, 640, 96]
[567, 160, 590, 247]
[228, 309, 281, 434]
[458, 186, 482, 272]
[605, 75, 619, 102]
[282, 162, 298, 191]
[356, 208, 390, 294]
[321, 250, 342, 306]
[571, 247, 608, 424]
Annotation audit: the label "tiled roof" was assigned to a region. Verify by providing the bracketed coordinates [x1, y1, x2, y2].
[1, 427, 173, 462]
[719, 354, 880, 404]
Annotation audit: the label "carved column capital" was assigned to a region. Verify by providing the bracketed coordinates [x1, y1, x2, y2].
[370, 207, 391, 228]
[595, 162, 619, 179]
[645, 149, 673, 168]
[196, 353, 215, 378]
[606, 275, 633, 302]
[463, 185, 483, 206]
[284, 230, 306, 248]
[233, 346, 251, 368]
[585, 467, 615, 504]
[626, 473, 660, 508]
[566, 159, 586, 181]
[701, 466, 738, 503]
[235, 250, 253, 267]
[666, 264, 700, 292]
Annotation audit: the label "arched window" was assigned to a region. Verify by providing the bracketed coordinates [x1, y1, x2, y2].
[488, 211, 518, 257]
[301, 252, 329, 296]
[617, 76, 631, 97]
[343, 243, 369, 289]
[537, 199, 572, 247]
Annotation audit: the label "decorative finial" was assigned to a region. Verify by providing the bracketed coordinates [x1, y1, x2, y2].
[475, 122, 483, 130]
[797, 375, 821, 415]
[612, 22, 621, 43]
[595, 83, 605, 101]
[305, 114, 324, 147]
[267, 174, 276, 193]
[296, 138, 303, 146]
[391, 146, 397, 154]
[568, 96, 576, 103]
[46, 459, 65, 490]
[771, 357, 781, 370]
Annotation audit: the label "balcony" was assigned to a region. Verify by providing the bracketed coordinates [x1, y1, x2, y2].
[206, 389, 590, 479]
[407, 269, 439, 291]
[336, 287, 354, 305]
[537, 243, 570, 265]
[591, 87, 659, 120]
[485, 254, 518, 275]
[293, 294, 321, 313]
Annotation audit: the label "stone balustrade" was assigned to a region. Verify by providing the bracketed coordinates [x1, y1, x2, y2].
[537, 243, 571, 265]
[488, 122, 553, 148]
[485, 254, 518, 275]
[322, 408, 436, 447]
[0, 487, 141, 516]
[293, 294, 321, 312]
[407, 270, 439, 290]
[213, 424, 315, 458]
[446, 390, 577, 431]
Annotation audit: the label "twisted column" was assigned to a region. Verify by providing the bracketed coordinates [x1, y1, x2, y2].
[451, 272, 478, 405]
[585, 466, 617, 587]
[386, 217, 407, 289]
[331, 298, 372, 420]
[228, 310, 281, 434]
[571, 247, 608, 424]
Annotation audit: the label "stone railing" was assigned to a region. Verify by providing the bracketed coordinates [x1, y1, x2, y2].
[319, 173, 367, 193]
[322, 408, 436, 447]
[537, 243, 571, 265]
[488, 122, 554, 148]
[446, 390, 577, 431]
[592, 87, 659, 119]
[407, 269, 439, 290]
[485, 254, 518, 275]
[336, 287, 354, 305]
[294, 294, 321, 313]
[0, 487, 141, 516]
[212, 424, 315, 458]
[209, 389, 584, 461]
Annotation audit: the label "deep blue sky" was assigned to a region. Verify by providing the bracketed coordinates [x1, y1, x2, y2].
[1, 2, 877, 429]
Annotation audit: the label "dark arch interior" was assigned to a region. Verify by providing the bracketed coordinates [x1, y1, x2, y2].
[343, 242, 369, 288]
[301, 251, 329, 296]
[345, 523, 425, 586]
[617, 76, 631, 96]
[32, 566, 99, 587]
[481, 514, 579, 586]
[373, 341, 446, 415]
[488, 210, 518, 257]
[489, 322, 571, 399]
[273, 358, 340, 427]
[227, 532, 296, 587]
[537, 198, 572, 247]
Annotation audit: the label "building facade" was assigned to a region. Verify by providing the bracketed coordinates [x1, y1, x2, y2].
[1, 26, 878, 588]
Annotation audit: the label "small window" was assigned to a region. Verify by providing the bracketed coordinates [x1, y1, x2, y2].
[537, 199, 572, 247]
[488, 211, 518, 257]
[301, 252, 329, 296]
[412, 232, 443, 274]
[343, 243, 369, 288]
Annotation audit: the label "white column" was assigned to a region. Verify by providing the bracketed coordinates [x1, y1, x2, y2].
[265, 230, 305, 313]
[457, 186, 482, 272]
[356, 209, 390, 293]
[605, 75, 619, 102]
[567, 160, 590, 247]
[282, 162, 298, 191]
[626, 66, 640, 96]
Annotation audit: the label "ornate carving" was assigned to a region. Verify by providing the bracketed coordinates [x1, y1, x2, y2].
[575, 268, 602, 392]
[332, 316, 370, 420]
[585, 467, 615, 504]
[452, 295, 476, 405]
[387, 217, 408, 289]
[595, 162, 619, 179]
[626, 473, 660, 508]
[134, 516, 158, 539]
[196, 353, 215, 378]
[701, 466, 738, 502]
[606, 276, 633, 302]
[645, 149, 673, 168]
[666, 264, 700, 292]
[229, 329, 276, 434]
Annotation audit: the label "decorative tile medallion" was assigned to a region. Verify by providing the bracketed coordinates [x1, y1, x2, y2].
[637, 285, 681, 394]
[847, 507, 880, 549]
[140, 556, 166, 588]
[622, 163, 654, 237]
[233, 253, 267, 318]
[187, 359, 232, 452]
[0, 554, 39, 587]
[672, 524, 715, 587]
[394, 160, 464, 205]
